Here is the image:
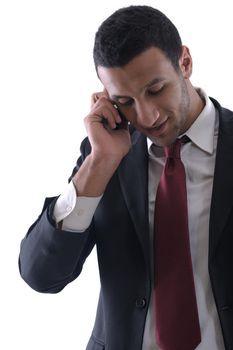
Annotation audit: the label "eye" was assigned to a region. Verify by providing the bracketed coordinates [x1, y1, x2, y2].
[117, 97, 134, 106]
[147, 85, 164, 96]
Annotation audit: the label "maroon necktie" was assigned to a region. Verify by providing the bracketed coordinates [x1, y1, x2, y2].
[154, 138, 201, 350]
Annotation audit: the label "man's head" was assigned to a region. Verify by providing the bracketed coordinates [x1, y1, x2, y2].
[93, 6, 204, 146]
[93, 5, 182, 71]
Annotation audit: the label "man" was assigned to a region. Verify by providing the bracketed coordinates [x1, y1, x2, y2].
[19, 5, 233, 350]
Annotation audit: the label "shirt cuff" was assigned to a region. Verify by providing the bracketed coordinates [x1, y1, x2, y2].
[53, 181, 102, 232]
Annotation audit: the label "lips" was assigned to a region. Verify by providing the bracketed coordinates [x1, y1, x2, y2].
[149, 118, 168, 137]
[155, 119, 167, 130]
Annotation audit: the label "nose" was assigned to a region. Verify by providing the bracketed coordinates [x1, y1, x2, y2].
[135, 101, 160, 128]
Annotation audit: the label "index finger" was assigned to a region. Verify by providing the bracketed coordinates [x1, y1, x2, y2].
[91, 90, 109, 108]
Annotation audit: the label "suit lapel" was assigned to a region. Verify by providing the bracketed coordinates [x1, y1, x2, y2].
[209, 98, 233, 259]
[117, 129, 150, 267]
[117, 101, 233, 265]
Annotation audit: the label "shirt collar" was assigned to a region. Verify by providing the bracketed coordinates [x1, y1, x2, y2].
[185, 88, 216, 155]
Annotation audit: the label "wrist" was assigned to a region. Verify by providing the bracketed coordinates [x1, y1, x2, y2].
[88, 152, 122, 170]
[72, 153, 121, 197]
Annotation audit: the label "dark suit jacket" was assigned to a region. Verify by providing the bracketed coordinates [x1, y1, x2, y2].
[19, 98, 233, 350]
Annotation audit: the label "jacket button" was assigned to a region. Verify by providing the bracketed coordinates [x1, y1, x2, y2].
[135, 298, 147, 309]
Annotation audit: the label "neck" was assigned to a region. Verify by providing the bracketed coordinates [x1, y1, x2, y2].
[182, 82, 205, 133]
[189, 84, 206, 121]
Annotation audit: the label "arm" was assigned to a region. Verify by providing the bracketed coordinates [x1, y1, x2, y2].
[19, 91, 131, 293]
[71, 91, 131, 197]
[19, 139, 96, 293]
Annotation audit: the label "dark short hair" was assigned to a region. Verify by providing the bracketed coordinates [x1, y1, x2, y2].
[93, 5, 182, 70]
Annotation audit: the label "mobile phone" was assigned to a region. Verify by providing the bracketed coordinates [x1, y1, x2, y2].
[114, 104, 128, 129]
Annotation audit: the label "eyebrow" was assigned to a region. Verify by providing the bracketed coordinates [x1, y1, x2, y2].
[111, 77, 165, 100]
[145, 77, 165, 88]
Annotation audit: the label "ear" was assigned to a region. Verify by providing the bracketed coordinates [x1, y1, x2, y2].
[103, 88, 110, 98]
[179, 46, 193, 79]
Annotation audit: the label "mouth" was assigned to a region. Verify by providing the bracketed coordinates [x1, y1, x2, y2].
[148, 118, 168, 137]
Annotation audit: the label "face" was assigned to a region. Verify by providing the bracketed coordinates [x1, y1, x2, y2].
[98, 47, 197, 146]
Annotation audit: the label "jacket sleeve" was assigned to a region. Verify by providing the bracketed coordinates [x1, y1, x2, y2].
[19, 137, 96, 293]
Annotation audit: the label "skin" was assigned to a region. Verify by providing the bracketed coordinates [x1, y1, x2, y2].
[72, 46, 205, 197]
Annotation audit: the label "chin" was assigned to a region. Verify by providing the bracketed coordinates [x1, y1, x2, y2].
[151, 134, 178, 147]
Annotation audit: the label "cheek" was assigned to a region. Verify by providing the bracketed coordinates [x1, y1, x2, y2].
[160, 79, 186, 109]
[161, 89, 187, 121]
[161, 90, 181, 111]
[122, 108, 137, 124]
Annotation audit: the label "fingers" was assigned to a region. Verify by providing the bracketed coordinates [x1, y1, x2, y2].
[91, 91, 109, 108]
[89, 92, 122, 129]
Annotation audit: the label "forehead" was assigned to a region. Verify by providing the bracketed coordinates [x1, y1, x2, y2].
[97, 47, 176, 96]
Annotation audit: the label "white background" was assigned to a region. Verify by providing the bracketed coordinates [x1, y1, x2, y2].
[0, 0, 232, 349]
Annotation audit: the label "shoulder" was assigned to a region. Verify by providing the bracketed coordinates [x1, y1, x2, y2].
[210, 97, 233, 135]
[210, 97, 233, 119]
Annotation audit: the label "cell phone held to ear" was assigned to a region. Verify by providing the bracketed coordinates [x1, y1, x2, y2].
[113, 104, 129, 129]
[100, 104, 128, 130]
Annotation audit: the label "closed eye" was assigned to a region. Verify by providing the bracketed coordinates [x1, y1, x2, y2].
[117, 98, 134, 106]
[147, 86, 164, 96]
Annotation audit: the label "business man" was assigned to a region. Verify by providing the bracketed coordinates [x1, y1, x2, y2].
[19, 5, 233, 350]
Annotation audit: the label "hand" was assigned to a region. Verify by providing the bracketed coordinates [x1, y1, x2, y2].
[72, 91, 131, 197]
[84, 90, 131, 163]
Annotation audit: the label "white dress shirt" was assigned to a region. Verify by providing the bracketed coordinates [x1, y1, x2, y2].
[53, 89, 225, 349]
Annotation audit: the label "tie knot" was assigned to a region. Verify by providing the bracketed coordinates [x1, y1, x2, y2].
[164, 136, 189, 159]
[164, 139, 181, 159]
